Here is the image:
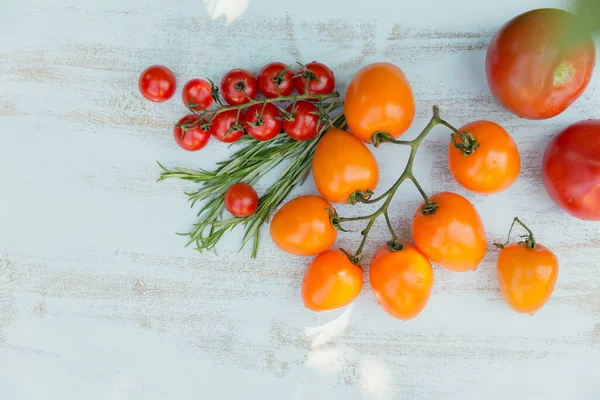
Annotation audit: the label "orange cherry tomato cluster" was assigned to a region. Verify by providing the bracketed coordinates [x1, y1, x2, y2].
[269, 62, 558, 320]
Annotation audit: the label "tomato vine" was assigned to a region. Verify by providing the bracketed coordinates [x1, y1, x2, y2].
[330, 105, 464, 264]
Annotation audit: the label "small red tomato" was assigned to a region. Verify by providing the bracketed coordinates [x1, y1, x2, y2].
[542, 119, 600, 220]
[258, 62, 294, 98]
[242, 103, 282, 141]
[224, 183, 259, 218]
[282, 101, 320, 141]
[295, 62, 335, 96]
[173, 115, 210, 151]
[210, 110, 245, 143]
[138, 65, 176, 102]
[182, 78, 213, 111]
[221, 69, 258, 105]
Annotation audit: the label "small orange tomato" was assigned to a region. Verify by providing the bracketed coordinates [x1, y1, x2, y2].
[496, 218, 559, 314]
[302, 248, 363, 311]
[411, 192, 487, 272]
[369, 243, 434, 321]
[344, 62, 415, 143]
[270, 195, 337, 256]
[312, 127, 379, 203]
[448, 121, 520, 194]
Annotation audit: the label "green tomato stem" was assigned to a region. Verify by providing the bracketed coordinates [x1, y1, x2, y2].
[335, 105, 464, 261]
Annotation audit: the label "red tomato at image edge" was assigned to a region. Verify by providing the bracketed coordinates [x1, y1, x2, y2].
[485, 8, 595, 119]
[542, 120, 600, 220]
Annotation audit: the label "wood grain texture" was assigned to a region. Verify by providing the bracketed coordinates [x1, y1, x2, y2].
[1, 0, 599, 399]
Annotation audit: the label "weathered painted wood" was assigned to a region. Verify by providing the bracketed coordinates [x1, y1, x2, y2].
[1, 0, 599, 399]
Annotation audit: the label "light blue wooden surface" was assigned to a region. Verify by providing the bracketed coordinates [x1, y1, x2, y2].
[1, 0, 599, 399]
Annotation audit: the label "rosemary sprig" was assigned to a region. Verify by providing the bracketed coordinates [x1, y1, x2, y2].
[158, 112, 347, 258]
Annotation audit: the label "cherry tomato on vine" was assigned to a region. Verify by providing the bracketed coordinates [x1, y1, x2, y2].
[242, 103, 282, 141]
[173, 115, 210, 151]
[182, 78, 213, 111]
[448, 121, 520, 194]
[369, 243, 433, 321]
[411, 192, 486, 272]
[210, 109, 245, 143]
[224, 183, 259, 218]
[542, 119, 600, 220]
[138, 65, 176, 102]
[486, 8, 595, 119]
[312, 127, 379, 203]
[258, 62, 294, 98]
[344, 62, 415, 143]
[221, 69, 258, 105]
[270, 195, 337, 256]
[302, 248, 363, 312]
[282, 101, 320, 141]
[295, 61, 335, 96]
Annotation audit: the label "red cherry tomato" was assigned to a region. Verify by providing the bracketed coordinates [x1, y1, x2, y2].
[258, 62, 294, 98]
[182, 79, 213, 111]
[221, 69, 258, 105]
[173, 115, 210, 151]
[542, 119, 600, 220]
[210, 110, 245, 143]
[138, 65, 176, 102]
[282, 101, 319, 141]
[295, 62, 335, 96]
[224, 183, 259, 218]
[486, 9, 595, 119]
[242, 103, 282, 141]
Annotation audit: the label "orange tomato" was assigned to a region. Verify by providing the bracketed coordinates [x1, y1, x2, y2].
[448, 121, 520, 194]
[270, 195, 337, 256]
[497, 243, 558, 314]
[344, 62, 415, 143]
[312, 127, 379, 203]
[302, 248, 363, 311]
[411, 192, 487, 272]
[369, 243, 434, 321]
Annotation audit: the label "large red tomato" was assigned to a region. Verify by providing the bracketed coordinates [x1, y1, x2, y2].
[542, 120, 600, 220]
[486, 8, 595, 119]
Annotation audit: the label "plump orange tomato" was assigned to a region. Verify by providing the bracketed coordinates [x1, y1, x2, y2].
[497, 243, 558, 314]
[369, 243, 434, 321]
[411, 192, 487, 272]
[344, 62, 415, 143]
[270, 195, 337, 256]
[448, 120, 521, 194]
[312, 127, 379, 203]
[302, 248, 363, 312]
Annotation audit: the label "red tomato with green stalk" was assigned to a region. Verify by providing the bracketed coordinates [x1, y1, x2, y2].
[295, 61, 335, 96]
[210, 110, 245, 143]
[182, 79, 213, 111]
[221, 69, 258, 105]
[542, 119, 600, 220]
[242, 103, 282, 141]
[485, 8, 595, 119]
[282, 101, 320, 141]
[258, 62, 295, 98]
[173, 115, 210, 151]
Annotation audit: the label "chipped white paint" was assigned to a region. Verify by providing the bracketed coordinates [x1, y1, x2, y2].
[1, 0, 600, 399]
